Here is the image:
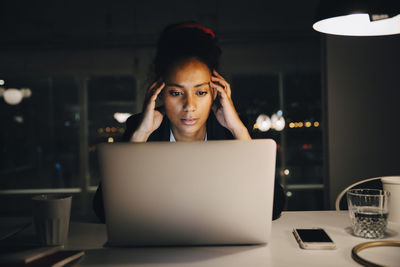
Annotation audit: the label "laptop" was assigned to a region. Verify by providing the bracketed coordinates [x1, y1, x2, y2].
[98, 139, 277, 246]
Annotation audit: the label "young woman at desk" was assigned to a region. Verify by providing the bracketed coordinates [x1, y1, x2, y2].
[93, 22, 285, 222]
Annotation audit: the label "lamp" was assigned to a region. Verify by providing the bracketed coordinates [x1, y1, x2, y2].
[313, 1, 400, 36]
[0, 80, 32, 105]
[255, 111, 286, 132]
[256, 114, 271, 132]
[0, 87, 31, 105]
[113, 112, 132, 123]
[271, 113, 285, 131]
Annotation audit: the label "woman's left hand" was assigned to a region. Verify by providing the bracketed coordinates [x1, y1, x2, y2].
[210, 70, 251, 140]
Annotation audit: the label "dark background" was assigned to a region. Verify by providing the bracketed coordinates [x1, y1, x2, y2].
[1, 0, 398, 220]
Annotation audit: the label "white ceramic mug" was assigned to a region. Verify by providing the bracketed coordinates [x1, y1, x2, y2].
[381, 176, 400, 223]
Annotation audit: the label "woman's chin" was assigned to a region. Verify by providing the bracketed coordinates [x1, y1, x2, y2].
[174, 125, 205, 139]
[178, 126, 199, 135]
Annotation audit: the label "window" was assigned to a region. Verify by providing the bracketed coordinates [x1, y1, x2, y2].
[88, 76, 136, 186]
[232, 72, 323, 210]
[0, 76, 79, 189]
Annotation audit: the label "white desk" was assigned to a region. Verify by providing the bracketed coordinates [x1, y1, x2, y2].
[62, 211, 400, 266]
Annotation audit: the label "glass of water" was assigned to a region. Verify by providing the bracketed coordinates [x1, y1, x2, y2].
[347, 189, 390, 239]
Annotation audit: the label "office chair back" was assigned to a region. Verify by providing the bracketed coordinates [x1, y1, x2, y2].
[335, 177, 383, 210]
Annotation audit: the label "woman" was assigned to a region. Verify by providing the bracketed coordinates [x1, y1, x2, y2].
[93, 22, 285, 222]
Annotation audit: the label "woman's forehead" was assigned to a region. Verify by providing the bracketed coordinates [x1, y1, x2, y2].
[165, 59, 211, 86]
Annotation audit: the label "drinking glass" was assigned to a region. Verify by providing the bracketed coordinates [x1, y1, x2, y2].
[347, 189, 389, 239]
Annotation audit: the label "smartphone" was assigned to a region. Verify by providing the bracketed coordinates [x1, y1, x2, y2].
[292, 228, 336, 250]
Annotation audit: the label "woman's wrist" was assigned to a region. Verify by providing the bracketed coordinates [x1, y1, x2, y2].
[130, 128, 150, 142]
[231, 123, 251, 140]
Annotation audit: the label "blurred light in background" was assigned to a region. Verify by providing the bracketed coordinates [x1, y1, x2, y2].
[271, 112, 285, 131]
[14, 116, 24, 123]
[256, 114, 271, 132]
[0, 87, 32, 105]
[114, 112, 132, 123]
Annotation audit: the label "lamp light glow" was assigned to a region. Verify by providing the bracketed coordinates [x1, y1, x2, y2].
[114, 112, 132, 123]
[256, 114, 271, 132]
[271, 113, 285, 131]
[313, 1, 400, 36]
[14, 115, 24, 123]
[3, 88, 23, 105]
[0, 87, 32, 105]
[313, 13, 400, 36]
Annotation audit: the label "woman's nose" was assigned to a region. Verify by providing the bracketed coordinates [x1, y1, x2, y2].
[183, 94, 196, 112]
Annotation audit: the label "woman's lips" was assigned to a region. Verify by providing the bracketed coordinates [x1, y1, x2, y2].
[181, 118, 198, 125]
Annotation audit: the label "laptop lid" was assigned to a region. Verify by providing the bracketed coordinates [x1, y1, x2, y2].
[98, 139, 276, 246]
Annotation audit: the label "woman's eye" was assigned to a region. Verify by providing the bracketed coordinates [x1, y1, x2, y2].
[197, 91, 208, 96]
[169, 91, 182, 96]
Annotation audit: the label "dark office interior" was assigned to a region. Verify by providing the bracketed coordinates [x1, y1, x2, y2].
[1, 0, 399, 221]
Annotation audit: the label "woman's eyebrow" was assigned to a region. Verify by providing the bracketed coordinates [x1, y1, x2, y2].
[165, 82, 209, 88]
[194, 82, 209, 88]
[166, 83, 183, 88]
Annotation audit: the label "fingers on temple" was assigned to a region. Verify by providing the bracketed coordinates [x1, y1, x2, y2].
[147, 80, 158, 94]
[150, 82, 165, 101]
[213, 70, 223, 79]
[210, 81, 227, 99]
[211, 76, 231, 98]
[146, 81, 165, 101]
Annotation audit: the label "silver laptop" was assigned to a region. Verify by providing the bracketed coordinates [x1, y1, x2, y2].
[98, 139, 276, 246]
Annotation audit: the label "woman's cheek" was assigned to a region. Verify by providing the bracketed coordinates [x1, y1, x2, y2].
[166, 98, 181, 113]
[202, 95, 213, 108]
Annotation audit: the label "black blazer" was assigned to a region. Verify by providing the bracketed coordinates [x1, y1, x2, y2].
[93, 112, 285, 223]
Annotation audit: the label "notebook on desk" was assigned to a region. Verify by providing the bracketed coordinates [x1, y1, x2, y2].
[98, 139, 277, 246]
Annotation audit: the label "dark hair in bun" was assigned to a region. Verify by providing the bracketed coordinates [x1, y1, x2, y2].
[152, 22, 221, 80]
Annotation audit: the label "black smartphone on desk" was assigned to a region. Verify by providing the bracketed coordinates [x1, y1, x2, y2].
[293, 228, 336, 250]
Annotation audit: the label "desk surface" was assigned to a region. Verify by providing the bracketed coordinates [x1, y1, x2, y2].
[4, 211, 400, 266]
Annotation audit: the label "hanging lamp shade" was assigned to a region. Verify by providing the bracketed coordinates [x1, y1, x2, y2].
[312, 1, 400, 36]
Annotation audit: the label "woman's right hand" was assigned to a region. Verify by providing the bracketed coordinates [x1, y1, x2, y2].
[130, 80, 165, 142]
